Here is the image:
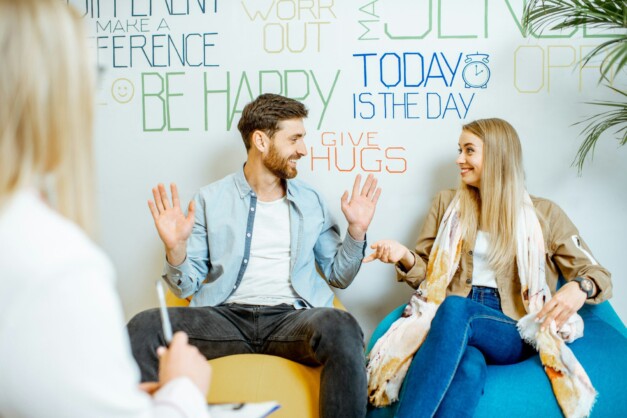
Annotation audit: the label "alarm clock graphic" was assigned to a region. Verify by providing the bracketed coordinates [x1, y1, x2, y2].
[462, 53, 491, 88]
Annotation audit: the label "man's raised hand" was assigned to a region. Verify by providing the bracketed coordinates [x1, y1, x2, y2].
[148, 183, 194, 266]
[341, 174, 381, 241]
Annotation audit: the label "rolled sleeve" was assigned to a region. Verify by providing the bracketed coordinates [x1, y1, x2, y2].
[322, 229, 366, 289]
[162, 258, 197, 298]
[312, 190, 367, 289]
[342, 231, 367, 259]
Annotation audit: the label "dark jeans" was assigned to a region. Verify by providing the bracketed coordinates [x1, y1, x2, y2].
[395, 286, 536, 418]
[127, 303, 367, 418]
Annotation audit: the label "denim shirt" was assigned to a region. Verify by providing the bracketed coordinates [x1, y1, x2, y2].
[162, 168, 367, 308]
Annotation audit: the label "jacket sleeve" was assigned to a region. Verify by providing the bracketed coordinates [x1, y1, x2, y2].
[546, 201, 612, 304]
[395, 190, 450, 289]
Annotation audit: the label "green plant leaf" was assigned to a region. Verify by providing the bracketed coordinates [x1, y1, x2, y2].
[574, 87, 627, 172]
[524, 1, 627, 172]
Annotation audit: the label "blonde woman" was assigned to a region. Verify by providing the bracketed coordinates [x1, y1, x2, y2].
[364, 118, 612, 417]
[0, 0, 211, 416]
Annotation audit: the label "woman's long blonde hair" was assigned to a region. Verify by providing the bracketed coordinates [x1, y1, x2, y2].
[0, 0, 95, 234]
[458, 118, 525, 278]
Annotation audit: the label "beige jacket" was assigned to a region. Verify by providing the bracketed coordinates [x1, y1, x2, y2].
[396, 189, 612, 320]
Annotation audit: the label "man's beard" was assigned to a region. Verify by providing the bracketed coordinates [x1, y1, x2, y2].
[263, 142, 299, 179]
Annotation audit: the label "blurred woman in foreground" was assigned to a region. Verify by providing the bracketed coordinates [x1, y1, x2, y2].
[0, 1, 211, 416]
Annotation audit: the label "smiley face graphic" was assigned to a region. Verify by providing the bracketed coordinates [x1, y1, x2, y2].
[111, 78, 134, 104]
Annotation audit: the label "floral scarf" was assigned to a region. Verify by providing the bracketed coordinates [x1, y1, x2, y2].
[367, 191, 596, 418]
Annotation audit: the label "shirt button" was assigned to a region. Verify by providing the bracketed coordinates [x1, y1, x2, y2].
[250, 207, 255, 212]
[468, 250, 473, 256]
[233, 285, 237, 289]
[466, 278, 472, 284]
[244, 259, 248, 264]
[247, 233, 251, 237]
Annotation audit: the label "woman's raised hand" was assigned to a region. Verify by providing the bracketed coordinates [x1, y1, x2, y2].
[363, 240, 416, 270]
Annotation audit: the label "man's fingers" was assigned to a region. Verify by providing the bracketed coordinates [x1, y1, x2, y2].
[351, 175, 361, 199]
[365, 176, 377, 197]
[158, 183, 172, 210]
[361, 174, 374, 196]
[186, 200, 195, 223]
[171, 183, 180, 208]
[363, 253, 376, 263]
[340, 190, 349, 206]
[372, 187, 382, 205]
[152, 187, 165, 212]
[148, 200, 160, 221]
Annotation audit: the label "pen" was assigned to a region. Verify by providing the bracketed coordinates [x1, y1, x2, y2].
[156, 280, 173, 345]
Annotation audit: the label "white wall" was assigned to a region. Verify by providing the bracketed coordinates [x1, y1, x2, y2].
[77, 0, 626, 340]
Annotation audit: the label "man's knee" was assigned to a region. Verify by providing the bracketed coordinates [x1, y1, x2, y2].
[127, 308, 161, 341]
[315, 309, 364, 352]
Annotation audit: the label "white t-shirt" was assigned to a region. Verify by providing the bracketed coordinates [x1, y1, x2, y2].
[0, 189, 209, 418]
[226, 196, 299, 306]
[471, 231, 498, 288]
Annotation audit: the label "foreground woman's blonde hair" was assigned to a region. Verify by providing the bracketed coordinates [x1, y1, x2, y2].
[458, 118, 526, 279]
[0, 0, 95, 234]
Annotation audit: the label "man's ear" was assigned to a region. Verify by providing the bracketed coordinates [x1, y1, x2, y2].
[252, 130, 268, 152]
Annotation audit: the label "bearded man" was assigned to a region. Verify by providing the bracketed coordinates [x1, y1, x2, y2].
[128, 93, 381, 418]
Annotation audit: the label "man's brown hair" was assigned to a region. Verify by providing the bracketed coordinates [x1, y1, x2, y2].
[237, 93, 308, 151]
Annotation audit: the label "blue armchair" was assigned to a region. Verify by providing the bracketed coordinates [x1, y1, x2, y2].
[366, 300, 627, 417]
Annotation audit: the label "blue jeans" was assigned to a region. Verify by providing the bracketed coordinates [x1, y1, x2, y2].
[395, 287, 535, 418]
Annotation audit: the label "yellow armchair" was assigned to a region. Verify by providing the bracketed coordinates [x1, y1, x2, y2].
[165, 290, 345, 418]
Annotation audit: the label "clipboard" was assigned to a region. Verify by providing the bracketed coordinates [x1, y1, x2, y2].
[207, 402, 280, 418]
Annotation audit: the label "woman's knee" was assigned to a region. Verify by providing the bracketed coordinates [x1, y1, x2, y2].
[456, 346, 486, 384]
[433, 296, 473, 324]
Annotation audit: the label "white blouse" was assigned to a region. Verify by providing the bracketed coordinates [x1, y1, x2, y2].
[471, 231, 498, 288]
[0, 189, 209, 418]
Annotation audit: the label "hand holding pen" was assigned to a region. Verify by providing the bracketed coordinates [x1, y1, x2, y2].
[139, 281, 212, 396]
